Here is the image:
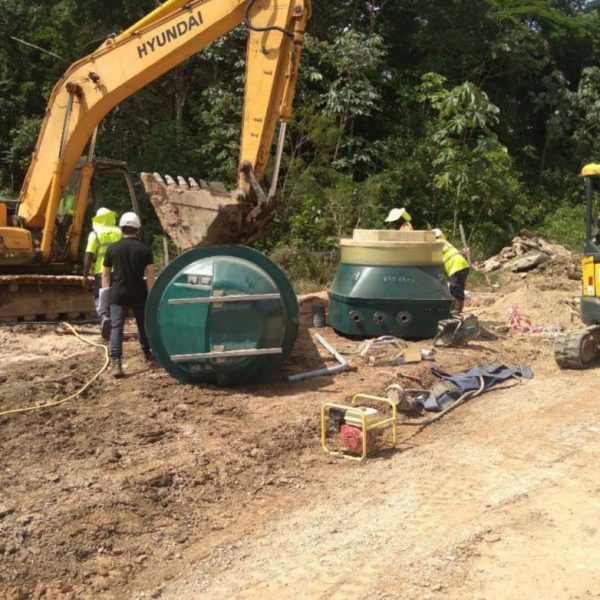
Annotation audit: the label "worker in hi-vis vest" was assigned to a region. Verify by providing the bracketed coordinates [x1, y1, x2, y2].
[83, 208, 122, 339]
[385, 207, 414, 231]
[433, 228, 470, 313]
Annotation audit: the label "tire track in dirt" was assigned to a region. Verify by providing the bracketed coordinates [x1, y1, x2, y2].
[157, 369, 599, 599]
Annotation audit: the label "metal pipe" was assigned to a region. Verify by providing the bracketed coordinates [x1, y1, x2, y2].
[172, 347, 283, 362]
[269, 121, 287, 198]
[288, 333, 349, 381]
[168, 293, 281, 305]
[87, 128, 98, 164]
[58, 94, 74, 161]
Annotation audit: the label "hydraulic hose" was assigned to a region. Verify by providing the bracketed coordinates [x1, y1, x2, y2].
[400, 375, 487, 429]
[399, 377, 522, 433]
[0, 319, 99, 328]
[244, 0, 294, 38]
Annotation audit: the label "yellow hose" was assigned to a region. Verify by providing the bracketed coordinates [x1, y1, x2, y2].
[0, 322, 109, 417]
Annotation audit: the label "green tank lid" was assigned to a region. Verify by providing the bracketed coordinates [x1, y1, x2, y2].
[145, 246, 298, 386]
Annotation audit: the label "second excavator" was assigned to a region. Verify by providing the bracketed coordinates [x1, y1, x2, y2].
[554, 163, 600, 369]
[0, 0, 311, 321]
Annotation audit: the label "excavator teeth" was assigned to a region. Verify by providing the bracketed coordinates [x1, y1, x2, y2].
[177, 176, 190, 190]
[141, 171, 278, 250]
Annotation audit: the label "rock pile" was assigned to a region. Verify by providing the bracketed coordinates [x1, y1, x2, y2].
[479, 230, 574, 274]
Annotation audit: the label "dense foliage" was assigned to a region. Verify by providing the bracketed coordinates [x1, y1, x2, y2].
[2, 0, 600, 263]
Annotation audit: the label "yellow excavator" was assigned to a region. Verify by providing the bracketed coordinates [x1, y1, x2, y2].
[0, 0, 311, 322]
[554, 163, 600, 368]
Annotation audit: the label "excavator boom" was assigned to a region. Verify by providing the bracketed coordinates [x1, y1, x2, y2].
[0, 0, 310, 322]
[18, 0, 310, 254]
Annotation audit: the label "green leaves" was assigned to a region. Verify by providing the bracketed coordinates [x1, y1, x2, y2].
[2, 0, 600, 269]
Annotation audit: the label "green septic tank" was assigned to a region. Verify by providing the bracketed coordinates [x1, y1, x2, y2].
[145, 246, 299, 386]
[328, 229, 452, 338]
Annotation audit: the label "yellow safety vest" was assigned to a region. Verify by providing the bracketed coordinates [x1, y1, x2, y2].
[58, 193, 76, 217]
[85, 211, 122, 274]
[442, 241, 469, 277]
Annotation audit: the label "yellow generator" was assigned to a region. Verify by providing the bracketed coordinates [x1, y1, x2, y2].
[554, 163, 600, 368]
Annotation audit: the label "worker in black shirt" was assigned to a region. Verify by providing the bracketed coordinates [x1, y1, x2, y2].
[102, 212, 155, 378]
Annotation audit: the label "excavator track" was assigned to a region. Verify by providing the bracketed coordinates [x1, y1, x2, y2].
[554, 327, 600, 369]
[0, 275, 96, 323]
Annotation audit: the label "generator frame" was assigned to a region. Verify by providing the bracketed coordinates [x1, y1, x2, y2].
[321, 394, 398, 462]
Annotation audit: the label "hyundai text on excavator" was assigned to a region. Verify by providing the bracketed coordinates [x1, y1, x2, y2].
[554, 163, 600, 368]
[0, 0, 311, 322]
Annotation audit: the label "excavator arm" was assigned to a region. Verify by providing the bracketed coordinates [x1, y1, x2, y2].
[17, 0, 311, 257]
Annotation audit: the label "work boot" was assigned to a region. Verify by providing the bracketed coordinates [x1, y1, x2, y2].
[143, 348, 157, 367]
[100, 317, 111, 341]
[451, 298, 464, 314]
[111, 359, 124, 379]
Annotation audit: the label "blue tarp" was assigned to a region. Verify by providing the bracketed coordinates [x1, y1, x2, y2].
[419, 364, 534, 412]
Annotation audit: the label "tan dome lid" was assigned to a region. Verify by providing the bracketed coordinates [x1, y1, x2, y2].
[350, 229, 436, 243]
[339, 229, 443, 266]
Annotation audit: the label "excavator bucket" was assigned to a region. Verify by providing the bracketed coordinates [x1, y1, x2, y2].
[141, 173, 277, 250]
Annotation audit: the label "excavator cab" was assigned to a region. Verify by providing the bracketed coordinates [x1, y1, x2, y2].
[4, 157, 139, 272]
[55, 157, 140, 264]
[0, 158, 139, 322]
[554, 163, 600, 368]
[0, 156, 139, 274]
[579, 165, 600, 326]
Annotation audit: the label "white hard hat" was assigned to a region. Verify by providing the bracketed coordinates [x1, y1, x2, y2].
[432, 228, 443, 238]
[385, 207, 412, 223]
[119, 211, 141, 229]
[96, 207, 111, 217]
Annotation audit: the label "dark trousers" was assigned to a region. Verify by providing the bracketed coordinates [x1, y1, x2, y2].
[109, 303, 150, 359]
[449, 268, 470, 301]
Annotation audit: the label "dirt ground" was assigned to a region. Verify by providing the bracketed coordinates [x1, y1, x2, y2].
[1, 266, 598, 600]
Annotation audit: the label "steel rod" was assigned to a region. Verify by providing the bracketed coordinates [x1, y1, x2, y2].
[171, 347, 283, 362]
[168, 293, 281, 305]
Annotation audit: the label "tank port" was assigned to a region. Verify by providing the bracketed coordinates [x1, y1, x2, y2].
[349, 310, 363, 323]
[396, 311, 413, 326]
[373, 311, 387, 326]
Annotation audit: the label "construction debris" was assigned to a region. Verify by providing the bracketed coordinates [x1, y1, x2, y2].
[509, 306, 564, 337]
[434, 314, 480, 348]
[288, 333, 351, 381]
[420, 364, 534, 412]
[479, 230, 574, 274]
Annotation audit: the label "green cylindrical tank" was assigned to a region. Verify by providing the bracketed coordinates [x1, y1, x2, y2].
[145, 246, 298, 386]
[328, 229, 452, 338]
